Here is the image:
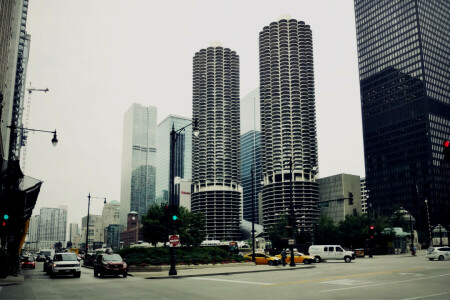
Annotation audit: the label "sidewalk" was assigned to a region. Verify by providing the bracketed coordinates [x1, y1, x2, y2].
[130, 263, 315, 279]
[0, 274, 24, 286]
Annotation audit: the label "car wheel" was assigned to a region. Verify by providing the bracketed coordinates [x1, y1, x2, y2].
[428, 258, 434, 261]
[345, 256, 352, 263]
[123, 273, 128, 278]
[303, 259, 311, 265]
[314, 256, 321, 263]
[268, 261, 274, 266]
[438, 255, 444, 261]
[74, 272, 81, 278]
[99, 270, 104, 278]
[94, 269, 98, 277]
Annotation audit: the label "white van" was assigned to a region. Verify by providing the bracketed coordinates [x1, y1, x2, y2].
[308, 245, 355, 263]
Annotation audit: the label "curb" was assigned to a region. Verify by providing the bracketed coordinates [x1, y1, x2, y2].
[0, 274, 24, 286]
[141, 265, 315, 279]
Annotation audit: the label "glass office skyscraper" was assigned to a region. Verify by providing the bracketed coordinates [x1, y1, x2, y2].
[119, 103, 157, 228]
[241, 130, 262, 223]
[259, 16, 319, 234]
[191, 42, 242, 240]
[156, 115, 192, 204]
[354, 0, 449, 233]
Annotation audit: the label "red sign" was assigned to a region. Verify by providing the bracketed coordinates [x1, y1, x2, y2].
[169, 235, 180, 247]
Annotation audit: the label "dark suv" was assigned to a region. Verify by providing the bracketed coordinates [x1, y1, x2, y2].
[93, 253, 128, 278]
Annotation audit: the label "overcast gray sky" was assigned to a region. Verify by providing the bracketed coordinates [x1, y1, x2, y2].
[24, 0, 365, 228]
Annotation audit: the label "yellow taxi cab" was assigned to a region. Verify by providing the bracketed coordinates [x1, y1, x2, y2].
[244, 253, 281, 266]
[275, 252, 314, 264]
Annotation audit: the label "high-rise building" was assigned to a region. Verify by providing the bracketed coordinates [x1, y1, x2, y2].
[191, 42, 242, 240]
[354, 0, 450, 232]
[259, 16, 319, 234]
[69, 222, 79, 245]
[156, 115, 193, 204]
[317, 174, 362, 224]
[81, 215, 101, 251]
[241, 130, 262, 223]
[360, 177, 369, 214]
[102, 200, 120, 230]
[119, 103, 157, 228]
[0, 0, 29, 163]
[241, 88, 260, 134]
[26, 215, 40, 251]
[38, 206, 67, 249]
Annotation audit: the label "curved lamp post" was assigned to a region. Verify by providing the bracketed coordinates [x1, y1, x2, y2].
[169, 119, 199, 276]
[85, 193, 106, 255]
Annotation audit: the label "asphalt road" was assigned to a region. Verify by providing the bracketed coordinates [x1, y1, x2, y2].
[1, 255, 449, 299]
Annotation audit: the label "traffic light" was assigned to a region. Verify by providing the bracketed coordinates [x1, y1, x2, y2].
[443, 140, 450, 163]
[369, 225, 375, 239]
[172, 206, 179, 222]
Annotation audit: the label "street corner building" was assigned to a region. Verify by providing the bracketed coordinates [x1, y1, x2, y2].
[191, 42, 242, 241]
[258, 16, 320, 234]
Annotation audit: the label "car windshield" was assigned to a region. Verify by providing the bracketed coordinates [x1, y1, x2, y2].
[102, 254, 122, 262]
[53, 253, 78, 261]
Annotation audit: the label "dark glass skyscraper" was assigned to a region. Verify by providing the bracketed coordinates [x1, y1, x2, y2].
[241, 130, 262, 223]
[354, 0, 450, 234]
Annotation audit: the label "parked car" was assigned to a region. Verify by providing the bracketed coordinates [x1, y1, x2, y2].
[21, 256, 36, 269]
[275, 252, 314, 264]
[308, 245, 355, 263]
[426, 246, 450, 261]
[49, 253, 81, 278]
[243, 253, 281, 266]
[93, 253, 128, 278]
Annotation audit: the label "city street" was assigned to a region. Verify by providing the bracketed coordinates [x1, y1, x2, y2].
[1, 255, 449, 299]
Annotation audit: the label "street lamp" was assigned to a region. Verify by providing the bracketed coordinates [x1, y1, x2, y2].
[285, 157, 296, 267]
[8, 126, 58, 147]
[169, 119, 199, 276]
[85, 193, 106, 255]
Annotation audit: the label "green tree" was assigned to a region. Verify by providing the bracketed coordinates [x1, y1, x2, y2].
[267, 216, 289, 250]
[338, 213, 368, 248]
[315, 216, 339, 245]
[141, 203, 169, 246]
[141, 204, 206, 247]
[175, 206, 206, 247]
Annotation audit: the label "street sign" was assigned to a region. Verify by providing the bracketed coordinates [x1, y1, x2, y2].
[318, 202, 329, 208]
[169, 235, 180, 247]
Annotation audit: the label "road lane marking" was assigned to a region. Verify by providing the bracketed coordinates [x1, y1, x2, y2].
[402, 291, 450, 300]
[266, 267, 425, 287]
[321, 279, 371, 286]
[190, 277, 272, 285]
[320, 273, 449, 293]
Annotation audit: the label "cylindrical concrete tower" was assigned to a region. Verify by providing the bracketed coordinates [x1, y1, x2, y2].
[191, 43, 242, 241]
[259, 17, 319, 235]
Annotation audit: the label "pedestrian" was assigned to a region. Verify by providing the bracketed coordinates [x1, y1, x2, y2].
[281, 249, 287, 266]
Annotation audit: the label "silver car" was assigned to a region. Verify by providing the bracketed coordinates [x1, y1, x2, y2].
[50, 253, 81, 278]
[426, 246, 450, 261]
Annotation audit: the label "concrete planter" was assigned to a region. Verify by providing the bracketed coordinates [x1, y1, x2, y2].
[128, 262, 255, 272]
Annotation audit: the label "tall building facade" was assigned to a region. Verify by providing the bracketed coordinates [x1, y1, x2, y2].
[26, 215, 40, 251]
[354, 0, 450, 234]
[317, 174, 362, 224]
[156, 115, 193, 204]
[38, 206, 67, 249]
[81, 215, 101, 251]
[259, 16, 320, 233]
[69, 222, 79, 245]
[119, 103, 157, 228]
[241, 130, 262, 223]
[360, 177, 369, 214]
[0, 0, 29, 164]
[191, 42, 242, 240]
[241, 88, 260, 134]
